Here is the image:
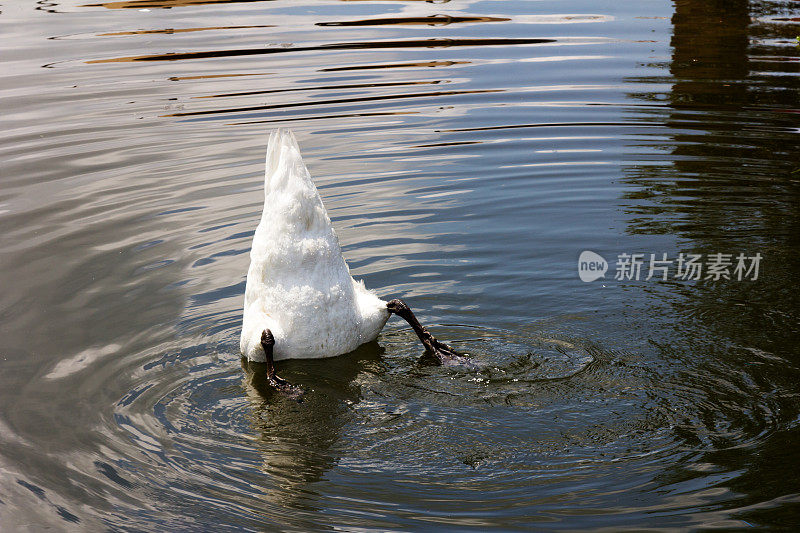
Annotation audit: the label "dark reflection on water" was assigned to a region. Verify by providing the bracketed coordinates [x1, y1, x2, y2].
[316, 15, 512, 27]
[621, 0, 800, 527]
[97, 25, 275, 37]
[84, 0, 273, 8]
[1, 0, 799, 530]
[86, 38, 558, 64]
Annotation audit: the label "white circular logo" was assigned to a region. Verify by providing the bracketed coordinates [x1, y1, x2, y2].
[578, 251, 608, 282]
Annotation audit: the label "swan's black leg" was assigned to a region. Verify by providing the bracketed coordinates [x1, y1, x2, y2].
[386, 299, 469, 366]
[261, 329, 303, 399]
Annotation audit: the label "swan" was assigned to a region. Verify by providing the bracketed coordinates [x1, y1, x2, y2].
[240, 129, 465, 396]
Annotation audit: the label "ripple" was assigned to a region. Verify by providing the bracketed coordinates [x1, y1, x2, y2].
[87, 38, 558, 64]
[3, 0, 799, 529]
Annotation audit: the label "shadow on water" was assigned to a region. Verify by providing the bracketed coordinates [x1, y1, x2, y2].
[624, 0, 800, 526]
[235, 344, 384, 527]
[241, 341, 386, 404]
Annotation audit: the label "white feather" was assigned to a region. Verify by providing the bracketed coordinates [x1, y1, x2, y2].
[240, 130, 389, 362]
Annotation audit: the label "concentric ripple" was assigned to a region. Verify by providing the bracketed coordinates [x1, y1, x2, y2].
[2, 0, 799, 530]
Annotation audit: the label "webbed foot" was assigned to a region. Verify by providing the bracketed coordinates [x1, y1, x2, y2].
[424, 337, 472, 366]
[261, 329, 304, 401]
[386, 298, 472, 367]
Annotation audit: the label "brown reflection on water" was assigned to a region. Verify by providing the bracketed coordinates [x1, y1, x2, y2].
[230, 110, 419, 126]
[320, 60, 470, 71]
[163, 88, 502, 118]
[339, 0, 453, 2]
[441, 122, 660, 132]
[99, 25, 273, 37]
[316, 15, 510, 27]
[195, 80, 446, 99]
[169, 72, 272, 81]
[87, 38, 556, 64]
[623, 0, 800, 527]
[84, 0, 269, 8]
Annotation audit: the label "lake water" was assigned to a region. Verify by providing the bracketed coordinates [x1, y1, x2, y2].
[2, 0, 799, 530]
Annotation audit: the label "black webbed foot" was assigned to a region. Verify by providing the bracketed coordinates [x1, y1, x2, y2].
[386, 298, 473, 367]
[261, 329, 304, 401]
[425, 337, 472, 366]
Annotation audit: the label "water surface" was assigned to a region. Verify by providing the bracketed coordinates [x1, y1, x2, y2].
[1, 0, 799, 530]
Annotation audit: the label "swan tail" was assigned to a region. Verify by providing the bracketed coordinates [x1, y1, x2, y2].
[264, 129, 315, 196]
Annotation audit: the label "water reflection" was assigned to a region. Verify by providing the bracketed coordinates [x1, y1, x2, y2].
[165, 88, 502, 118]
[99, 25, 274, 37]
[320, 60, 470, 71]
[85, 0, 270, 8]
[3, 0, 800, 529]
[623, 0, 800, 527]
[240, 345, 384, 525]
[87, 38, 557, 64]
[195, 80, 451, 99]
[316, 15, 511, 27]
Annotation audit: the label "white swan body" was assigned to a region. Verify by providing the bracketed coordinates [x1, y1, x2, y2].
[240, 130, 389, 362]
